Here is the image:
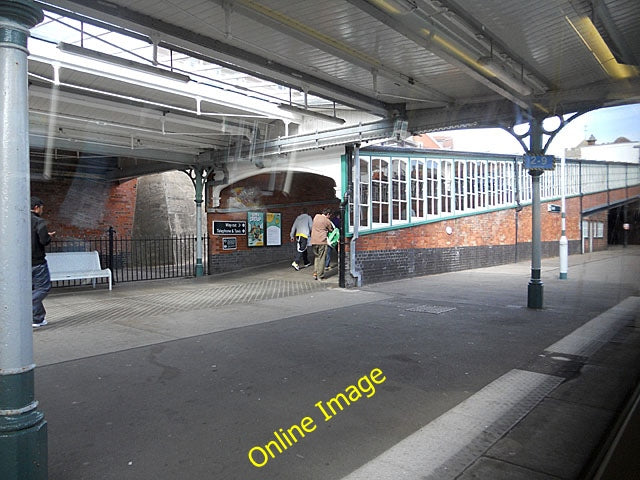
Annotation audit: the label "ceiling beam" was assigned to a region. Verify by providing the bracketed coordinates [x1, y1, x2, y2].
[29, 38, 294, 121]
[28, 82, 256, 138]
[218, 118, 404, 160]
[29, 131, 198, 166]
[35, 0, 393, 117]
[220, 0, 452, 106]
[346, 0, 537, 109]
[591, 0, 639, 66]
[438, 0, 550, 88]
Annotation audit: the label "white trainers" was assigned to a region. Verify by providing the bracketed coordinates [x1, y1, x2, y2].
[291, 262, 300, 271]
[32, 320, 48, 328]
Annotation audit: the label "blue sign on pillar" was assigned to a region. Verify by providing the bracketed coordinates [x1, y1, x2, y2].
[524, 155, 555, 170]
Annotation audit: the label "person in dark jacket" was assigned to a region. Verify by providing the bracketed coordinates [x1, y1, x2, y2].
[31, 197, 55, 327]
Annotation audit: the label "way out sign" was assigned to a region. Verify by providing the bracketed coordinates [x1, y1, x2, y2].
[524, 155, 555, 170]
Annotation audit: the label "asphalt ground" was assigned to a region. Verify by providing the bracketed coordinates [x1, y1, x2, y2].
[32, 246, 640, 479]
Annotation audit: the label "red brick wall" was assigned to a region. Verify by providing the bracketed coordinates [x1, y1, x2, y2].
[582, 192, 608, 210]
[30, 177, 137, 239]
[208, 171, 339, 256]
[351, 196, 588, 253]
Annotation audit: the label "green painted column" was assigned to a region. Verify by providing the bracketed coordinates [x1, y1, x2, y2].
[0, 2, 47, 479]
[194, 168, 205, 277]
[527, 118, 544, 309]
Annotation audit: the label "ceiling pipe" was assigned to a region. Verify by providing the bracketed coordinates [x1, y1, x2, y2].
[477, 56, 533, 96]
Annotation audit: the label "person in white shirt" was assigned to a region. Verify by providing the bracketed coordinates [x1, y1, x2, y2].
[290, 208, 313, 270]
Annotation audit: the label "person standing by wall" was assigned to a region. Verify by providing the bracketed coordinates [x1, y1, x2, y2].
[310, 208, 334, 280]
[31, 196, 55, 327]
[290, 208, 313, 270]
[325, 210, 341, 270]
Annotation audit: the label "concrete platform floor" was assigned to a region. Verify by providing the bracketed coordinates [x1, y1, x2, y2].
[33, 246, 640, 479]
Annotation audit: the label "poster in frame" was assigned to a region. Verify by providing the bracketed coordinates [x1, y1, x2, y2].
[266, 212, 282, 246]
[247, 211, 265, 247]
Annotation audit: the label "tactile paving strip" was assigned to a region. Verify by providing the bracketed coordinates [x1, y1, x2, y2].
[46, 279, 327, 329]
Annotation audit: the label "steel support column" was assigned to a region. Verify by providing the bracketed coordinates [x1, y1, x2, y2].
[559, 153, 568, 279]
[194, 169, 205, 277]
[527, 118, 544, 309]
[0, 2, 47, 479]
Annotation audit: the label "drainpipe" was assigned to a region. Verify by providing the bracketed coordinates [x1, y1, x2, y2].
[0, 2, 48, 479]
[514, 158, 522, 263]
[580, 162, 584, 254]
[339, 191, 348, 288]
[351, 144, 362, 287]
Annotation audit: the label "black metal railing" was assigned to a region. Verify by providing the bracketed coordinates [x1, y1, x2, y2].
[47, 227, 209, 287]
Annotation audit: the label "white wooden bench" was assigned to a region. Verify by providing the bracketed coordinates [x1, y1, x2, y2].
[47, 251, 112, 290]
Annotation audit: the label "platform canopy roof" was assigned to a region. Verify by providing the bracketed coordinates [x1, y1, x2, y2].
[28, 0, 640, 180]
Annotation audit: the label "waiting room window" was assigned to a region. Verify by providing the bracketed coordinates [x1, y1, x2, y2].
[426, 160, 439, 216]
[371, 158, 389, 225]
[441, 160, 453, 214]
[455, 161, 466, 211]
[476, 161, 487, 208]
[488, 162, 497, 206]
[350, 156, 370, 228]
[392, 158, 408, 222]
[411, 159, 425, 219]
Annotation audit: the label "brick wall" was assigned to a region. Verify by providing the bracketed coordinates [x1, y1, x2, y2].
[207, 171, 339, 272]
[343, 194, 598, 285]
[31, 177, 137, 239]
[352, 197, 586, 252]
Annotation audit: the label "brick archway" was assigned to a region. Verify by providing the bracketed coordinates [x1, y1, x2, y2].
[208, 170, 339, 272]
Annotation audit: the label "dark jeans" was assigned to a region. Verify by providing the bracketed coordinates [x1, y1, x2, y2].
[326, 246, 336, 268]
[32, 261, 51, 323]
[294, 236, 310, 265]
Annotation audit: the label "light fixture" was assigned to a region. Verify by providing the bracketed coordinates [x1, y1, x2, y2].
[370, 0, 418, 15]
[278, 104, 346, 125]
[57, 43, 191, 83]
[565, 16, 638, 80]
[477, 56, 532, 96]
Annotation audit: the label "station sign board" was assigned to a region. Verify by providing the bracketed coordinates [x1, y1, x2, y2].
[213, 221, 246, 235]
[523, 155, 555, 170]
[548, 204, 561, 213]
[222, 237, 237, 250]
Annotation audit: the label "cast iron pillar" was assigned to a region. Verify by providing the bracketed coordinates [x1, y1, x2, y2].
[0, 1, 47, 479]
[559, 154, 568, 279]
[528, 170, 544, 308]
[194, 168, 205, 277]
[527, 118, 544, 309]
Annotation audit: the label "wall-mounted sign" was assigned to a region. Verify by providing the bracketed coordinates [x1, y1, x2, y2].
[266, 212, 282, 246]
[523, 155, 555, 170]
[213, 221, 246, 235]
[547, 204, 561, 213]
[247, 211, 264, 247]
[222, 237, 237, 250]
